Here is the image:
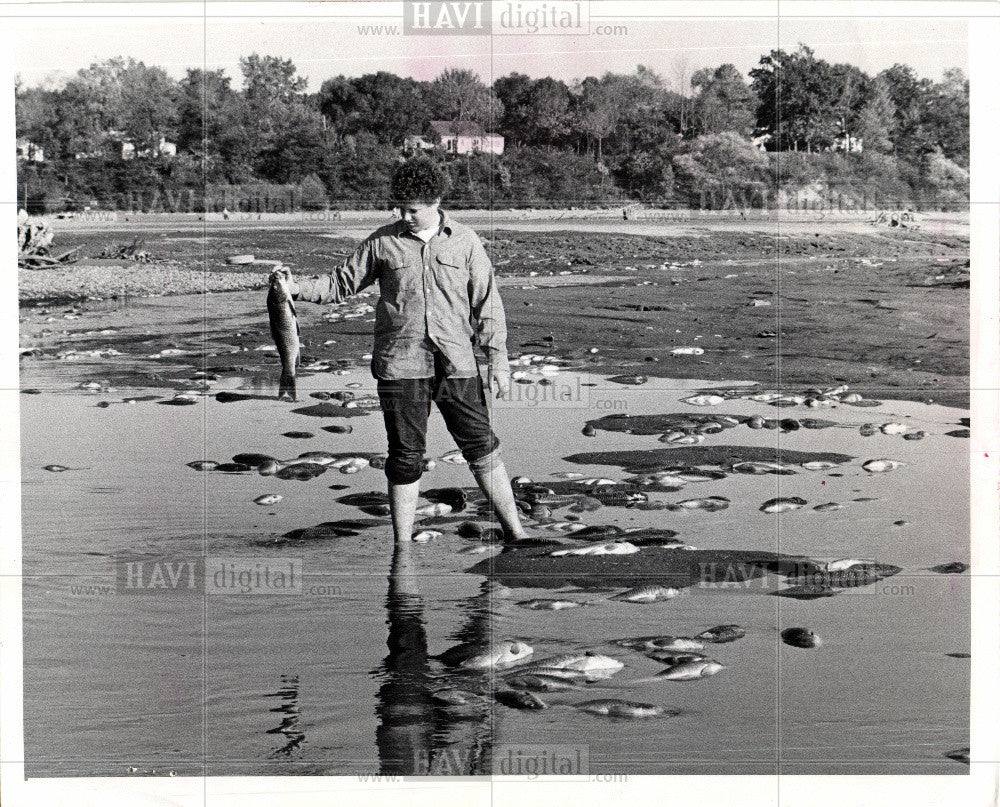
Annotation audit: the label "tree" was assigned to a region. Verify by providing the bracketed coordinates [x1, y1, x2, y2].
[240, 54, 308, 114]
[571, 76, 620, 162]
[118, 62, 179, 155]
[877, 63, 935, 159]
[177, 68, 254, 179]
[690, 64, 756, 137]
[429, 68, 501, 129]
[855, 77, 896, 154]
[494, 73, 534, 146]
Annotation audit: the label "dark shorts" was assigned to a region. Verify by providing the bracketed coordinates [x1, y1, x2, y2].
[376, 359, 501, 485]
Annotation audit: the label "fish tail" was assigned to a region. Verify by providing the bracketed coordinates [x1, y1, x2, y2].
[279, 370, 297, 402]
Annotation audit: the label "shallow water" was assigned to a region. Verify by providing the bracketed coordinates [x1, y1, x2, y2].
[20, 368, 969, 776]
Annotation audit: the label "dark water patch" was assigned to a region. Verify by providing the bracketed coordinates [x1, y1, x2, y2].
[215, 462, 252, 473]
[945, 429, 970, 438]
[929, 562, 969, 574]
[563, 445, 854, 473]
[321, 424, 354, 434]
[773, 585, 842, 600]
[232, 453, 277, 467]
[337, 491, 389, 507]
[586, 413, 742, 436]
[262, 518, 382, 544]
[291, 402, 373, 418]
[471, 548, 789, 591]
[215, 391, 273, 403]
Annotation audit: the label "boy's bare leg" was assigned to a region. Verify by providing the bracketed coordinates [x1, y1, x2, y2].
[388, 480, 421, 544]
[470, 458, 529, 542]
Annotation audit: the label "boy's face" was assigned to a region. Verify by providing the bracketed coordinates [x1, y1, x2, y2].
[397, 198, 441, 233]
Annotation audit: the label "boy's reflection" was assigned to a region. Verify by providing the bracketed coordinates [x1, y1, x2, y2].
[375, 542, 497, 775]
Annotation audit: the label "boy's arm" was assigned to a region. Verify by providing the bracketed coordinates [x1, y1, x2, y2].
[468, 235, 510, 375]
[290, 237, 379, 303]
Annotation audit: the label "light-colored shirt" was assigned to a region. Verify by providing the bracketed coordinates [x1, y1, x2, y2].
[293, 210, 510, 380]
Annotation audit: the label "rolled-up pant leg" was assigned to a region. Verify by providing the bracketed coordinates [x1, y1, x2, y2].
[378, 378, 433, 485]
[434, 374, 501, 470]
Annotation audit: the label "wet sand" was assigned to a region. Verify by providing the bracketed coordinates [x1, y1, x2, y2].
[20, 364, 969, 776]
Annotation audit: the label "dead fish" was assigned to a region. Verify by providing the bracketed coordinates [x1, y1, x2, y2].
[610, 585, 679, 603]
[746, 415, 767, 429]
[582, 424, 597, 437]
[523, 652, 624, 676]
[801, 461, 837, 471]
[695, 625, 745, 643]
[659, 432, 704, 444]
[812, 502, 842, 512]
[431, 689, 474, 706]
[550, 542, 640, 556]
[495, 689, 547, 710]
[267, 270, 300, 401]
[798, 418, 837, 429]
[411, 530, 442, 543]
[438, 640, 533, 670]
[275, 462, 327, 480]
[929, 562, 969, 574]
[760, 497, 807, 513]
[655, 660, 725, 681]
[551, 471, 585, 479]
[775, 585, 841, 600]
[415, 503, 452, 517]
[668, 496, 730, 512]
[43, 464, 82, 472]
[505, 673, 580, 692]
[862, 459, 905, 473]
[517, 599, 586, 610]
[732, 461, 796, 475]
[671, 470, 727, 483]
[645, 650, 706, 665]
[617, 636, 705, 652]
[880, 423, 908, 435]
[682, 394, 724, 406]
[254, 494, 283, 506]
[282, 431, 313, 439]
[781, 627, 822, 649]
[779, 418, 801, 431]
[233, 453, 276, 467]
[215, 462, 252, 473]
[902, 430, 926, 441]
[187, 460, 219, 471]
[609, 375, 648, 385]
[321, 424, 353, 434]
[575, 700, 666, 718]
[859, 423, 878, 437]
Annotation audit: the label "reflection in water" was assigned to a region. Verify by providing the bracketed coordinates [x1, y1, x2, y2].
[375, 542, 496, 775]
[266, 674, 306, 757]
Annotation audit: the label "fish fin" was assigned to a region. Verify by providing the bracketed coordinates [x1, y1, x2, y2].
[278, 371, 297, 402]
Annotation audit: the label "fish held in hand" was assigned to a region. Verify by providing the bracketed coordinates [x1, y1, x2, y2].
[267, 269, 300, 401]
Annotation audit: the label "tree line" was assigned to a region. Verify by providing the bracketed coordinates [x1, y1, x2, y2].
[15, 45, 969, 212]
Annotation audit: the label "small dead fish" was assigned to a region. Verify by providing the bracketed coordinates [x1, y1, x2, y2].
[582, 424, 597, 437]
[929, 562, 969, 574]
[862, 459, 905, 473]
[682, 394, 724, 407]
[411, 530, 442, 543]
[282, 431, 313, 439]
[495, 689, 547, 710]
[859, 423, 878, 437]
[668, 496, 730, 512]
[801, 461, 837, 471]
[43, 464, 81, 472]
[617, 636, 705, 652]
[431, 689, 474, 706]
[610, 585, 679, 603]
[880, 423, 908, 435]
[267, 270, 300, 401]
[505, 674, 580, 692]
[760, 497, 807, 513]
[575, 699, 665, 718]
[254, 494, 283, 506]
[415, 503, 452, 517]
[659, 432, 704, 444]
[902, 430, 926, 441]
[655, 660, 725, 681]
[746, 415, 767, 429]
[695, 625, 745, 643]
[781, 627, 822, 649]
[798, 418, 837, 429]
[187, 460, 219, 471]
[440, 640, 533, 670]
[732, 461, 796, 475]
[812, 502, 842, 512]
[645, 650, 706, 664]
[825, 558, 877, 572]
[550, 542, 640, 556]
[517, 599, 586, 610]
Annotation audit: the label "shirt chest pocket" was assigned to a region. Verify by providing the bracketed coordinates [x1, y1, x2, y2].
[432, 252, 469, 290]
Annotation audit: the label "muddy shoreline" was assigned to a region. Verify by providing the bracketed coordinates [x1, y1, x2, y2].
[19, 220, 969, 408]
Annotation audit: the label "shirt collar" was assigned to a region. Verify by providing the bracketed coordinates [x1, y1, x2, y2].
[397, 209, 453, 239]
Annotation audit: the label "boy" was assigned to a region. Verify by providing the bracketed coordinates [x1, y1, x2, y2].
[272, 159, 531, 544]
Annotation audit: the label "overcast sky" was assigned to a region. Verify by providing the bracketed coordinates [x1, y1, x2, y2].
[12, 12, 967, 90]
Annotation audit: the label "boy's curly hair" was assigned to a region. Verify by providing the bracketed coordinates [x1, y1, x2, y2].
[391, 158, 449, 203]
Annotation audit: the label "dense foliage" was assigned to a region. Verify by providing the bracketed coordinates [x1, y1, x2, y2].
[15, 47, 969, 212]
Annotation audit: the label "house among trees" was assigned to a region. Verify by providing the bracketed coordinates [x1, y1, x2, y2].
[427, 121, 504, 155]
[118, 134, 178, 160]
[831, 134, 863, 153]
[16, 137, 44, 162]
[403, 134, 436, 154]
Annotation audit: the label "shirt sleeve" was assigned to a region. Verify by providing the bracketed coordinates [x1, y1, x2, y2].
[293, 237, 378, 304]
[468, 234, 510, 374]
